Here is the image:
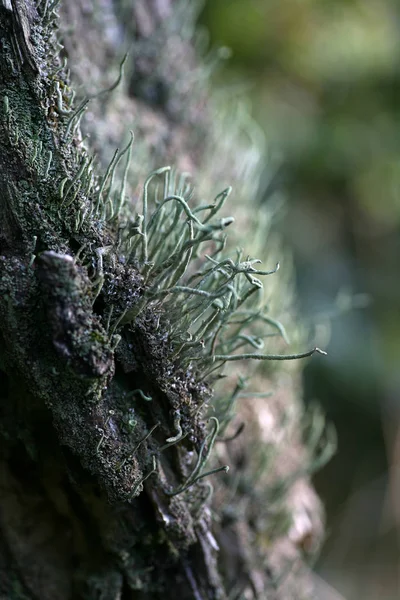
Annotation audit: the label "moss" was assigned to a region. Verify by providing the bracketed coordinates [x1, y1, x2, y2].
[0, 2, 331, 598]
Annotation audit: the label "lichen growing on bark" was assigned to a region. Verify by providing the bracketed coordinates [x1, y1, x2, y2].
[0, 1, 333, 599]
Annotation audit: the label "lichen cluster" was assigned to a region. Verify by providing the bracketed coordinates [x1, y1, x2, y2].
[0, 1, 333, 598]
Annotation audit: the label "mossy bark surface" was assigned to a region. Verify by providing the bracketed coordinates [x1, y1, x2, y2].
[0, 2, 325, 599]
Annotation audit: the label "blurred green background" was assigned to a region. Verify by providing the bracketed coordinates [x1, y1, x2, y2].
[201, 1, 400, 598]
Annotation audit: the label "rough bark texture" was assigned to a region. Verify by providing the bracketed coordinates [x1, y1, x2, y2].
[0, 2, 327, 599]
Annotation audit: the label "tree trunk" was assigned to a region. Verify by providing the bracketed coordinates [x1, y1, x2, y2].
[0, 2, 328, 598]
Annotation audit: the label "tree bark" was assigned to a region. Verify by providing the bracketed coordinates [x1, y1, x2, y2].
[0, 2, 327, 599]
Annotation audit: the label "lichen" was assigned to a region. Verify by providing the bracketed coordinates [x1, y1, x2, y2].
[0, 2, 333, 598]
